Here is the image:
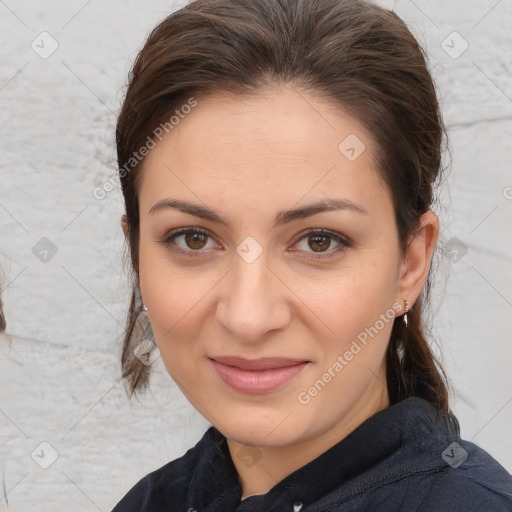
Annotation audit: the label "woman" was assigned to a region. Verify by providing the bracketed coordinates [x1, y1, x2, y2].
[111, 0, 512, 510]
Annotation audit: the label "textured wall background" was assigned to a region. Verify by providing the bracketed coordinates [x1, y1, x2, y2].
[1, 1, 511, 511]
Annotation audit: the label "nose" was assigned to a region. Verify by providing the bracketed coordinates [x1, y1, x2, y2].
[215, 251, 291, 343]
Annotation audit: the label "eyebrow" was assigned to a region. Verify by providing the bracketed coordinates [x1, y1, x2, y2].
[148, 197, 368, 229]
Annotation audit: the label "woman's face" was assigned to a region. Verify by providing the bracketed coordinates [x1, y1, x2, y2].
[136, 85, 407, 448]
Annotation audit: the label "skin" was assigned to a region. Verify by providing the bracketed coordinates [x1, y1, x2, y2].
[121, 84, 439, 498]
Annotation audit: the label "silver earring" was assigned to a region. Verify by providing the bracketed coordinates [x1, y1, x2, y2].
[142, 304, 148, 312]
[403, 300, 410, 327]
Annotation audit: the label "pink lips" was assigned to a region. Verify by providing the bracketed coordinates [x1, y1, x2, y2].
[209, 356, 309, 394]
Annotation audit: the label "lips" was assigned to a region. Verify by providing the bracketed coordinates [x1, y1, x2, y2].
[211, 356, 307, 370]
[209, 356, 309, 394]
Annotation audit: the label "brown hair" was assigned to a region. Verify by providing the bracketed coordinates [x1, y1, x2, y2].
[116, 0, 451, 414]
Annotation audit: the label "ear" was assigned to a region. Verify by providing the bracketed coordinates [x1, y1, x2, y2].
[396, 210, 439, 307]
[121, 214, 129, 239]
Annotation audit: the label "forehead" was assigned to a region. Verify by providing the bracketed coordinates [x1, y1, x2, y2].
[137, 86, 388, 215]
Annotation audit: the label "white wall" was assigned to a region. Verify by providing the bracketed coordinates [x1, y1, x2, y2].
[0, 1, 511, 510]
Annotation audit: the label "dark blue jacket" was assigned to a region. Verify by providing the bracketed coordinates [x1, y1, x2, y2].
[111, 397, 512, 511]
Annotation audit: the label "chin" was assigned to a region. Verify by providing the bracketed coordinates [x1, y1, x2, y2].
[215, 406, 308, 448]
[227, 426, 300, 449]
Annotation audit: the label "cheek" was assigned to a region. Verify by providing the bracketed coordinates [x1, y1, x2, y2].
[139, 237, 212, 315]
[141, 269, 208, 345]
[310, 272, 397, 381]
[308, 257, 399, 367]
[138, 246, 198, 344]
[320, 255, 398, 318]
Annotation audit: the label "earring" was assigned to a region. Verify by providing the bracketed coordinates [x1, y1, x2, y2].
[141, 304, 148, 316]
[403, 300, 410, 327]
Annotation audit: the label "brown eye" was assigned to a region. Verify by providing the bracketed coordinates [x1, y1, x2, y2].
[293, 229, 351, 260]
[184, 232, 208, 250]
[161, 228, 218, 257]
[308, 234, 332, 252]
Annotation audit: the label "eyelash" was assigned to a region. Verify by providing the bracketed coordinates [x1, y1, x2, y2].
[160, 227, 351, 260]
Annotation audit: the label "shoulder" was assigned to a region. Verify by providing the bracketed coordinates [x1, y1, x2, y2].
[410, 440, 512, 511]
[356, 399, 512, 511]
[110, 427, 217, 512]
[110, 457, 191, 512]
